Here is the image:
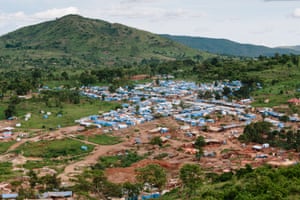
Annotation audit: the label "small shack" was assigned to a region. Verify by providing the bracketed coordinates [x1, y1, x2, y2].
[40, 191, 73, 199]
[1, 193, 18, 200]
[252, 145, 263, 151]
[205, 139, 222, 145]
[208, 126, 223, 132]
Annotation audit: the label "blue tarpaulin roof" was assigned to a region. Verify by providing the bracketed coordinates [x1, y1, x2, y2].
[1, 194, 18, 199]
[142, 193, 161, 200]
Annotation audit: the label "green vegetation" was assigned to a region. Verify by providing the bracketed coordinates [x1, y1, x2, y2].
[77, 134, 122, 145]
[160, 164, 300, 200]
[22, 159, 70, 171]
[2, 12, 300, 200]
[150, 136, 163, 147]
[239, 121, 300, 151]
[136, 164, 167, 191]
[239, 121, 272, 144]
[0, 141, 15, 154]
[161, 34, 300, 57]
[26, 170, 61, 193]
[194, 136, 206, 149]
[93, 151, 144, 169]
[72, 151, 144, 199]
[0, 162, 15, 182]
[15, 138, 94, 158]
[6, 98, 120, 128]
[193, 54, 300, 106]
[73, 169, 123, 199]
[180, 164, 202, 198]
[0, 15, 208, 69]
[122, 182, 142, 200]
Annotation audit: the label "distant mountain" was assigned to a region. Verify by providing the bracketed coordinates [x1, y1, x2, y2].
[0, 15, 208, 68]
[160, 34, 300, 57]
[280, 46, 300, 52]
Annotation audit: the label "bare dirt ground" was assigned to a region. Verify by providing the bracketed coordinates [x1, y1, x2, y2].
[2, 115, 300, 187]
[0, 120, 16, 129]
[105, 159, 180, 184]
[59, 142, 130, 185]
[130, 74, 149, 81]
[59, 117, 182, 185]
[40, 117, 300, 185]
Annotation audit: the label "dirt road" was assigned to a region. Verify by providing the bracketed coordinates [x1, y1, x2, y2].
[58, 140, 131, 185]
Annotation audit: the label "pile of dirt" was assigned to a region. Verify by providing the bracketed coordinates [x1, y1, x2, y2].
[105, 159, 180, 184]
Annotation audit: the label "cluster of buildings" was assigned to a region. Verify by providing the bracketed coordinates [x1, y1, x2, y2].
[77, 79, 300, 135]
[259, 108, 300, 129]
[77, 80, 255, 130]
[0, 191, 73, 200]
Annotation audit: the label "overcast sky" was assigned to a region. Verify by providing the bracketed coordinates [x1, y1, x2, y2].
[0, 0, 299, 47]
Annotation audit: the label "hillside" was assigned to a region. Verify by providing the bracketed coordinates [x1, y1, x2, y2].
[0, 15, 208, 69]
[161, 34, 300, 57]
[280, 45, 300, 52]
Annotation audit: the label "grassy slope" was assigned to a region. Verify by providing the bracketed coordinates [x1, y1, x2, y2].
[15, 138, 94, 158]
[161, 34, 300, 57]
[250, 64, 300, 107]
[77, 134, 122, 145]
[0, 98, 120, 128]
[0, 141, 16, 154]
[18, 100, 120, 129]
[0, 15, 209, 69]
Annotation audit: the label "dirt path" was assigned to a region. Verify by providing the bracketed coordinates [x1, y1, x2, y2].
[58, 141, 130, 185]
[65, 136, 100, 146]
[6, 135, 43, 152]
[7, 140, 27, 152]
[7, 126, 81, 152]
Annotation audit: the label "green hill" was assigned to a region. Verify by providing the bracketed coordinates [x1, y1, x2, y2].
[161, 34, 300, 57]
[280, 45, 300, 52]
[0, 15, 208, 69]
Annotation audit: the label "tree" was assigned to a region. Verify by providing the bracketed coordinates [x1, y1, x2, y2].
[61, 71, 69, 80]
[223, 86, 231, 97]
[108, 84, 117, 93]
[40, 174, 61, 191]
[4, 104, 16, 119]
[234, 85, 251, 99]
[79, 71, 97, 86]
[180, 164, 202, 197]
[150, 136, 163, 147]
[17, 187, 35, 200]
[9, 96, 21, 105]
[28, 170, 39, 188]
[122, 182, 142, 199]
[194, 136, 206, 149]
[32, 68, 42, 80]
[239, 121, 272, 144]
[89, 170, 108, 199]
[194, 136, 205, 161]
[279, 115, 289, 122]
[15, 81, 31, 95]
[195, 148, 204, 161]
[136, 164, 167, 192]
[74, 169, 122, 199]
[215, 92, 221, 100]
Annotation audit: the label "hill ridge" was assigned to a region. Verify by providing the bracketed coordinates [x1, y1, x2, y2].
[161, 34, 300, 57]
[0, 14, 208, 68]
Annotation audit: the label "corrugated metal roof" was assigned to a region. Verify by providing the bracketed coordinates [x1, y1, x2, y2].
[42, 191, 72, 198]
